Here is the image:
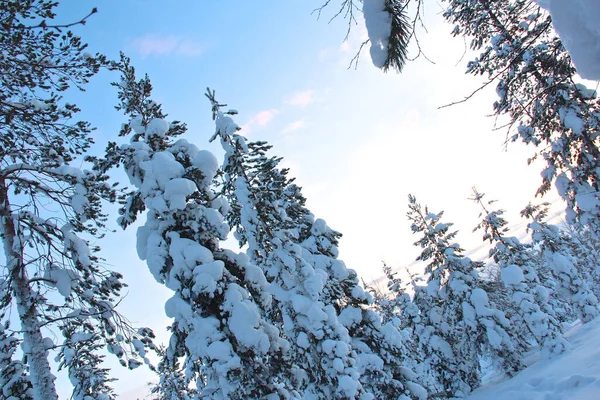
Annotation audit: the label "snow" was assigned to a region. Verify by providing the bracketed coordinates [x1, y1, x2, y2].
[467, 317, 600, 400]
[145, 118, 170, 139]
[193, 150, 219, 182]
[163, 178, 197, 210]
[501, 264, 524, 285]
[536, 0, 600, 80]
[43, 268, 79, 298]
[363, 0, 392, 68]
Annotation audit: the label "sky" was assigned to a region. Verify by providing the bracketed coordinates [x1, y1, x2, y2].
[47, 0, 570, 397]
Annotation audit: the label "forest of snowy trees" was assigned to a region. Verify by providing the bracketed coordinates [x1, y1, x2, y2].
[1, 0, 600, 399]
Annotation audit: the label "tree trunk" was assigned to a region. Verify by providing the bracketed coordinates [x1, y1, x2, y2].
[0, 178, 59, 400]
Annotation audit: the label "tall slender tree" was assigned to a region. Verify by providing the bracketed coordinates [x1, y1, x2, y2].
[207, 91, 365, 398]
[522, 203, 599, 323]
[99, 57, 290, 399]
[407, 195, 524, 397]
[207, 91, 426, 399]
[0, 2, 153, 398]
[472, 190, 569, 358]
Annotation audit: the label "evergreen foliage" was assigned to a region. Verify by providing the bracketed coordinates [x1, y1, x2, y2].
[207, 91, 366, 399]
[0, 319, 33, 400]
[148, 346, 197, 400]
[472, 191, 569, 358]
[407, 195, 524, 397]
[101, 57, 289, 399]
[522, 203, 599, 323]
[0, 2, 154, 398]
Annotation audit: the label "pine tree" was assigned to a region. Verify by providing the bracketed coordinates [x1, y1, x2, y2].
[304, 229, 425, 400]
[442, 0, 600, 237]
[472, 190, 569, 358]
[0, 2, 153, 398]
[207, 91, 365, 398]
[101, 57, 289, 399]
[148, 346, 197, 400]
[407, 195, 524, 397]
[0, 318, 34, 400]
[522, 203, 599, 323]
[56, 322, 117, 400]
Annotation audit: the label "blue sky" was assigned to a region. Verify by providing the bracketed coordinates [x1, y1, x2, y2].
[49, 1, 560, 396]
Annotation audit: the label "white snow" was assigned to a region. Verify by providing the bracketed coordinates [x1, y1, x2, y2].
[467, 317, 600, 400]
[501, 264, 524, 285]
[193, 150, 219, 182]
[145, 118, 170, 139]
[536, 0, 600, 80]
[363, 0, 392, 68]
[163, 178, 197, 210]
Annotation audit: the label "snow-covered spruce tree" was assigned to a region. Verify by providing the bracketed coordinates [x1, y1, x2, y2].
[56, 322, 117, 400]
[207, 92, 424, 399]
[207, 92, 363, 398]
[304, 225, 425, 399]
[407, 195, 524, 398]
[472, 190, 569, 358]
[0, 3, 154, 398]
[0, 302, 34, 400]
[561, 223, 600, 298]
[441, 0, 600, 237]
[101, 57, 289, 399]
[148, 346, 197, 400]
[379, 264, 422, 335]
[521, 203, 599, 323]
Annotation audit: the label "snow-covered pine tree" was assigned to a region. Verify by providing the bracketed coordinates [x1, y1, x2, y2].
[207, 91, 367, 399]
[442, 0, 600, 238]
[380, 264, 422, 336]
[207, 91, 426, 399]
[103, 57, 289, 399]
[521, 203, 599, 323]
[472, 190, 569, 358]
[0, 298, 33, 400]
[560, 224, 600, 298]
[0, 3, 154, 398]
[148, 346, 197, 400]
[407, 195, 524, 398]
[56, 322, 117, 400]
[303, 225, 425, 399]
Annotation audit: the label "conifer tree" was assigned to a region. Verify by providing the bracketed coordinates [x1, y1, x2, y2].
[472, 190, 569, 358]
[0, 2, 153, 398]
[56, 323, 117, 400]
[522, 203, 599, 323]
[442, 1, 600, 236]
[206, 91, 365, 398]
[407, 195, 524, 397]
[379, 264, 422, 341]
[100, 57, 289, 399]
[304, 229, 425, 400]
[207, 91, 425, 398]
[148, 346, 197, 400]
[0, 320, 33, 400]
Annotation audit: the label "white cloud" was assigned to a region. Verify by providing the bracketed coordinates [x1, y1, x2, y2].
[131, 35, 204, 57]
[285, 90, 315, 107]
[282, 120, 305, 134]
[241, 109, 278, 134]
[255, 110, 278, 126]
